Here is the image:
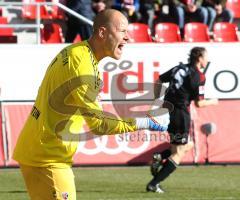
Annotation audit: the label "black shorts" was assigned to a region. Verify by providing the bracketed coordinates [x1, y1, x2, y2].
[168, 107, 190, 144]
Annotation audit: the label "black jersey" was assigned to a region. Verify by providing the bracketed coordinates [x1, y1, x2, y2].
[160, 63, 206, 109]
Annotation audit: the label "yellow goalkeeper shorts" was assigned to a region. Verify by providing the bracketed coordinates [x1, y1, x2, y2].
[20, 164, 76, 200]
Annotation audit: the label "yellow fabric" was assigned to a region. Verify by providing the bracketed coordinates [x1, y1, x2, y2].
[13, 41, 137, 167]
[20, 164, 76, 200]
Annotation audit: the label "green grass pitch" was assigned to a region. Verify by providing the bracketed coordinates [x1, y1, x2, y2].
[0, 166, 240, 200]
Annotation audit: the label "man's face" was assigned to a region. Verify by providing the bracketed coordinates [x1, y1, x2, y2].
[103, 15, 129, 60]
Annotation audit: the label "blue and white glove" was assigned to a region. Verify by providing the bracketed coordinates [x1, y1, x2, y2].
[135, 112, 169, 132]
[148, 117, 168, 131]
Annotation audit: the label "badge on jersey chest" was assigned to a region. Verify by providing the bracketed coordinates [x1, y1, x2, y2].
[62, 192, 69, 200]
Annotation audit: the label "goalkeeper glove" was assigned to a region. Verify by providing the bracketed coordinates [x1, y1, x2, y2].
[135, 112, 169, 132]
[135, 98, 170, 131]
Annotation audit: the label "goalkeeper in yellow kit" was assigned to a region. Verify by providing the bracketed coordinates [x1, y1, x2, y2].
[13, 9, 169, 200]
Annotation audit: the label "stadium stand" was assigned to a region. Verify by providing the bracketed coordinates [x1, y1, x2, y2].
[213, 22, 239, 42]
[0, 0, 87, 43]
[184, 22, 211, 42]
[154, 23, 181, 43]
[40, 22, 64, 43]
[0, 14, 17, 43]
[0, 0, 240, 43]
[127, 23, 152, 43]
[22, 0, 65, 20]
[22, 0, 53, 20]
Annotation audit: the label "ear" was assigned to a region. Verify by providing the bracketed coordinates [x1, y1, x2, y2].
[99, 27, 106, 39]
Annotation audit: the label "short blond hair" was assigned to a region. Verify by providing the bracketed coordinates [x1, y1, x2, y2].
[93, 9, 125, 33]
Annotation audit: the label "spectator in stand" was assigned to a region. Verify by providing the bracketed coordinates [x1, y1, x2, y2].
[139, 0, 158, 33]
[155, 0, 211, 34]
[112, 0, 142, 23]
[202, 0, 234, 30]
[182, 0, 209, 27]
[92, 0, 112, 14]
[92, 0, 107, 14]
[65, 0, 95, 42]
[153, 0, 185, 34]
[154, 0, 215, 34]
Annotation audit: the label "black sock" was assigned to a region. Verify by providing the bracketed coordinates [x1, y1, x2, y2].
[150, 158, 177, 186]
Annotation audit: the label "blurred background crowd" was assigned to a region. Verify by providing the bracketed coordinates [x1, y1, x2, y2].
[0, 0, 239, 43]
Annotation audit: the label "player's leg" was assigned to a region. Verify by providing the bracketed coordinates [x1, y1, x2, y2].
[146, 108, 191, 192]
[50, 166, 76, 200]
[169, 108, 193, 164]
[170, 141, 194, 164]
[150, 149, 171, 176]
[147, 141, 194, 193]
[146, 154, 178, 193]
[20, 164, 76, 200]
[149, 106, 176, 177]
[20, 164, 55, 200]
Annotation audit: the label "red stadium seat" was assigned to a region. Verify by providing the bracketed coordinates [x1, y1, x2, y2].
[22, 0, 52, 20]
[155, 23, 181, 43]
[0, 28, 14, 36]
[40, 23, 64, 43]
[0, 16, 15, 43]
[0, 17, 8, 24]
[213, 22, 239, 42]
[226, 0, 240, 18]
[184, 22, 210, 42]
[0, 17, 14, 36]
[127, 23, 152, 43]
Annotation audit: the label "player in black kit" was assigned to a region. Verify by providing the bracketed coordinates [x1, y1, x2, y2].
[146, 47, 218, 193]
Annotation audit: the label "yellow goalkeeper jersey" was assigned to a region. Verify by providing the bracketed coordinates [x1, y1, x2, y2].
[13, 41, 137, 167]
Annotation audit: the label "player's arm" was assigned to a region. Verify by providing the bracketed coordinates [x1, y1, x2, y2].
[155, 67, 175, 98]
[71, 86, 169, 135]
[193, 80, 218, 107]
[189, 72, 218, 107]
[195, 98, 218, 107]
[159, 68, 174, 83]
